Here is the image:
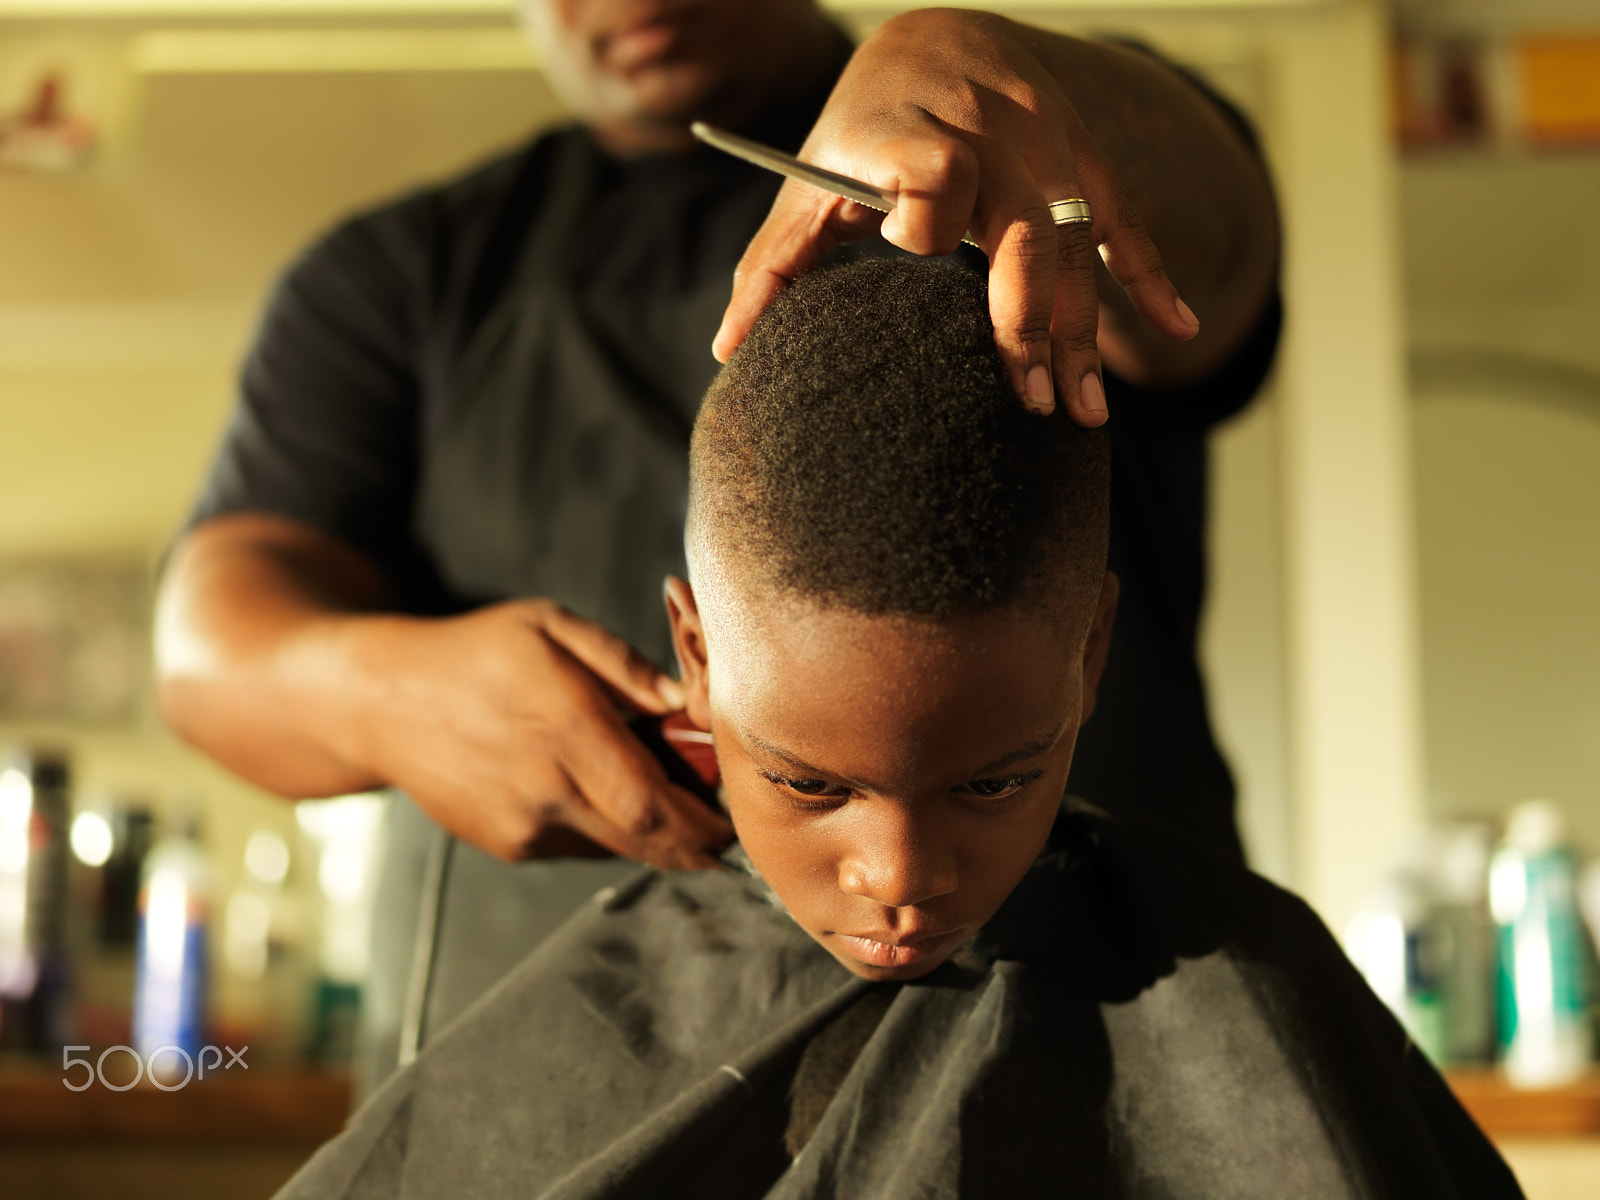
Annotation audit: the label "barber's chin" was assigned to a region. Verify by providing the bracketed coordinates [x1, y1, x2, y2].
[631, 81, 721, 127]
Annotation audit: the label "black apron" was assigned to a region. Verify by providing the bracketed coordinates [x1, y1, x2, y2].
[356, 130, 754, 1098]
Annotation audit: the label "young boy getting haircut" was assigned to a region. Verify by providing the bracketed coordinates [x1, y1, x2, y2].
[277, 259, 1521, 1200]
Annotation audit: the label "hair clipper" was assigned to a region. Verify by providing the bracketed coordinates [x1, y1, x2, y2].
[629, 709, 721, 809]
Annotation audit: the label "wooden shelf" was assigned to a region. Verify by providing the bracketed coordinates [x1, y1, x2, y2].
[3, 1062, 1593, 1145]
[1447, 1069, 1600, 1140]
[0, 1065, 350, 1144]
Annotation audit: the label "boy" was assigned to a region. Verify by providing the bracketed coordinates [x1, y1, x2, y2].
[277, 259, 1518, 1199]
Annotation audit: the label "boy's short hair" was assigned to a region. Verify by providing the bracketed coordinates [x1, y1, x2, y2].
[690, 257, 1111, 625]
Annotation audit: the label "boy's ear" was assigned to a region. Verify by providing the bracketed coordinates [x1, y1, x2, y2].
[1078, 571, 1119, 725]
[663, 575, 712, 730]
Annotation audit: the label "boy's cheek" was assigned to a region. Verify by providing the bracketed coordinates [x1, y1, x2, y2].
[722, 793, 838, 921]
[728, 803, 826, 898]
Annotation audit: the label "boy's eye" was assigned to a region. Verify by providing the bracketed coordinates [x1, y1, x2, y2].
[758, 768, 1045, 809]
[960, 769, 1046, 802]
[782, 778, 831, 796]
[966, 777, 1017, 797]
[759, 771, 847, 807]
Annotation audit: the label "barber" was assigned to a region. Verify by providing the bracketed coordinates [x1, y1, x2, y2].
[155, 3, 1278, 1089]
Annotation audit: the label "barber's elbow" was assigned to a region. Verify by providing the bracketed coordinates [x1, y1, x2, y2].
[153, 668, 205, 748]
[152, 564, 212, 698]
[151, 608, 226, 752]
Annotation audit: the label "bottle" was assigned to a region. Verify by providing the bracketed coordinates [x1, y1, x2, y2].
[133, 816, 211, 1081]
[1431, 824, 1497, 1064]
[0, 746, 71, 1053]
[1347, 868, 1452, 1064]
[100, 807, 155, 947]
[1490, 799, 1592, 1088]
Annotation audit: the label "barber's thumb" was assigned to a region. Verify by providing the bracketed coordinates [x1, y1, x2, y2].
[581, 631, 685, 713]
[616, 660, 684, 713]
[654, 674, 687, 709]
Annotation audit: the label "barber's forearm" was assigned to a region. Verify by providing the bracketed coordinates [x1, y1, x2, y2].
[154, 514, 396, 799]
[1026, 26, 1280, 382]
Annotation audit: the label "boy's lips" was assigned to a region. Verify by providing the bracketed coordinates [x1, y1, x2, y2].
[833, 928, 959, 970]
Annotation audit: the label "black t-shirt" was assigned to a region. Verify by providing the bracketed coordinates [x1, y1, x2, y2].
[191, 76, 1281, 859]
[193, 121, 805, 615]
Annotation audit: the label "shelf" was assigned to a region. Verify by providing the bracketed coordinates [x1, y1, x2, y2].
[2, 1062, 1592, 1145]
[0, 1065, 350, 1144]
[1447, 1069, 1600, 1140]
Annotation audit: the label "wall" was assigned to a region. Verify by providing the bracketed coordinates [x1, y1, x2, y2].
[1402, 149, 1600, 852]
[0, 21, 570, 1026]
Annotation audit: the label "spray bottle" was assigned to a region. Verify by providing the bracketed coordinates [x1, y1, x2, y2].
[133, 816, 211, 1083]
[1490, 799, 1592, 1087]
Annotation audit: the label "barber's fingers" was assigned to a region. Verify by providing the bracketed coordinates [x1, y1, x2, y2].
[539, 635, 731, 868]
[976, 192, 1093, 421]
[719, 118, 978, 366]
[548, 769, 729, 873]
[557, 723, 733, 871]
[1071, 141, 1198, 342]
[979, 99, 1195, 423]
[714, 178, 880, 364]
[963, 118, 1099, 421]
[875, 122, 982, 256]
[532, 600, 685, 712]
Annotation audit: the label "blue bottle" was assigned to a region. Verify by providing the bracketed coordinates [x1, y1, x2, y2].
[133, 819, 211, 1083]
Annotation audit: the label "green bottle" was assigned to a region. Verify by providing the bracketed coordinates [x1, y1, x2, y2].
[1490, 800, 1592, 1088]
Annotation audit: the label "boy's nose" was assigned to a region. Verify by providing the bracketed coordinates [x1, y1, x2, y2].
[836, 819, 959, 910]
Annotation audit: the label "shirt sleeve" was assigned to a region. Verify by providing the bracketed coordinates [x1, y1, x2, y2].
[1105, 289, 1284, 440]
[188, 197, 434, 577]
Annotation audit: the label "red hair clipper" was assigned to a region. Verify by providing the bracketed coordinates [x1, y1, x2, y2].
[629, 710, 721, 808]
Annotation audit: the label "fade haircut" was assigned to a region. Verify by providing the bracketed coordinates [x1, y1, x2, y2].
[689, 257, 1110, 628]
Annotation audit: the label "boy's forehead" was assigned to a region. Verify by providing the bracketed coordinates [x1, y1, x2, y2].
[699, 577, 1082, 773]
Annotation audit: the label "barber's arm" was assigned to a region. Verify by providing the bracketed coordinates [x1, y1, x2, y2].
[155, 181, 735, 872]
[714, 9, 1280, 426]
[156, 515, 732, 869]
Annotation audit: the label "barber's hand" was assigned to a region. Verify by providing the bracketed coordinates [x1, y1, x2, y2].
[354, 598, 732, 868]
[713, 9, 1199, 426]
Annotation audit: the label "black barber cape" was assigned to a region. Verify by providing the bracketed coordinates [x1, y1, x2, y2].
[190, 49, 1280, 1096]
[275, 803, 1520, 1200]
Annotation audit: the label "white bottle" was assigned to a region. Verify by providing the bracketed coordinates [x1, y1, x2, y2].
[1489, 800, 1592, 1088]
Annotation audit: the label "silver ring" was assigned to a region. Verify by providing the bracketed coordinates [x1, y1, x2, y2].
[1049, 198, 1093, 226]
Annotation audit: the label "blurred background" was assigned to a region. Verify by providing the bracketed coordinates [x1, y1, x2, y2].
[0, 0, 1595, 1196]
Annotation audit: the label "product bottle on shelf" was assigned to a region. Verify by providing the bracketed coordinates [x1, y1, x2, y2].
[1490, 799, 1593, 1088]
[1433, 823, 1498, 1064]
[133, 815, 211, 1081]
[0, 746, 72, 1054]
[1344, 823, 1498, 1067]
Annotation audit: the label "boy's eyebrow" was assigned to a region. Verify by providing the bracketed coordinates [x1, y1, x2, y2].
[741, 733, 841, 779]
[740, 726, 1065, 780]
[973, 734, 1063, 775]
